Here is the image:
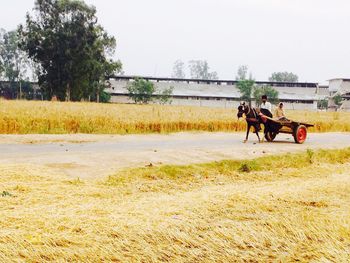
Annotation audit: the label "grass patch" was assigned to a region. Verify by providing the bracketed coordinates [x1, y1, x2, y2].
[107, 147, 350, 187]
[1, 191, 12, 197]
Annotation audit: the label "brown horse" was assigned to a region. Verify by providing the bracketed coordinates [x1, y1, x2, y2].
[237, 102, 262, 143]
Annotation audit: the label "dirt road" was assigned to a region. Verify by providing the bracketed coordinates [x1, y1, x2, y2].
[0, 132, 349, 178]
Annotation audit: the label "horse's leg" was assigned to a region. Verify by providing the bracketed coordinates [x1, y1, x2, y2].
[263, 123, 268, 140]
[259, 123, 264, 143]
[244, 123, 250, 143]
[255, 124, 261, 143]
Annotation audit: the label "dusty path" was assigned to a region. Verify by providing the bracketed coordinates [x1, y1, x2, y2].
[0, 132, 350, 178]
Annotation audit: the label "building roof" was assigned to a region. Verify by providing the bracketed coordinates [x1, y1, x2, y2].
[110, 75, 318, 88]
[108, 78, 321, 102]
[329, 78, 350, 82]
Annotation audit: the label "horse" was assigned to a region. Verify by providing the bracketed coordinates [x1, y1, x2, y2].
[237, 102, 263, 143]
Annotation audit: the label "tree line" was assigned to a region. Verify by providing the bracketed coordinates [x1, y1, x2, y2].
[1, 0, 122, 102]
[123, 63, 299, 105]
[171, 60, 299, 83]
[0, 0, 300, 104]
[171, 61, 296, 106]
[235, 65, 279, 107]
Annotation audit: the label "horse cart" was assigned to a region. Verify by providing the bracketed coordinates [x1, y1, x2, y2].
[261, 116, 314, 144]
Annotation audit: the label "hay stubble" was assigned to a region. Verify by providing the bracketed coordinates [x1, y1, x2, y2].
[0, 149, 350, 261]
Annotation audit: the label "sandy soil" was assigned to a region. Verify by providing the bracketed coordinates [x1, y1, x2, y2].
[0, 132, 350, 179]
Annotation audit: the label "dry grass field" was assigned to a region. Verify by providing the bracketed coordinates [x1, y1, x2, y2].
[1, 100, 350, 134]
[1, 148, 350, 262]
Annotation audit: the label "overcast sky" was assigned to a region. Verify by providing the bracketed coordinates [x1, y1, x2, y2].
[1, 0, 349, 83]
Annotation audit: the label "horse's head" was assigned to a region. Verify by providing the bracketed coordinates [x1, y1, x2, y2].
[237, 102, 248, 119]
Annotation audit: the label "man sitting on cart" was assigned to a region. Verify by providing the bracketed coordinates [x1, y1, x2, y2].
[275, 102, 289, 121]
[260, 95, 273, 118]
[258, 95, 273, 139]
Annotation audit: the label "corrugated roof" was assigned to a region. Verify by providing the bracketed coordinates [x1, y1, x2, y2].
[108, 79, 321, 101]
[110, 75, 318, 88]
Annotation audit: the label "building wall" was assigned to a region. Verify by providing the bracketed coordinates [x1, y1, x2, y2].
[110, 95, 131, 104]
[328, 79, 350, 110]
[339, 100, 350, 112]
[110, 94, 317, 111]
[329, 79, 343, 92]
[107, 79, 319, 110]
[280, 101, 317, 111]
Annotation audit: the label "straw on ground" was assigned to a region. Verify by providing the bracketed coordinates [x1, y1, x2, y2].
[0, 148, 349, 261]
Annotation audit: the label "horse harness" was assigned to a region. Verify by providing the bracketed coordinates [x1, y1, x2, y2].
[245, 106, 260, 123]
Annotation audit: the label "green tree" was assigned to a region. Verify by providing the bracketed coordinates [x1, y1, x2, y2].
[19, 0, 122, 102]
[158, 86, 174, 105]
[127, 79, 174, 104]
[127, 78, 156, 104]
[235, 65, 255, 106]
[269, 72, 298, 82]
[0, 28, 29, 99]
[253, 86, 279, 106]
[89, 87, 111, 103]
[317, 99, 328, 110]
[237, 79, 255, 106]
[333, 94, 343, 106]
[189, 60, 218, 80]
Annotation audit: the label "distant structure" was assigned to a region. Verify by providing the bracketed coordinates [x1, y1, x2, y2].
[328, 78, 350, 111]
[2, 76, 349, 111]
[106, 76, 329, 110]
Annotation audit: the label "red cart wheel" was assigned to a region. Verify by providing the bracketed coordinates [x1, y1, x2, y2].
[294, 125, 307, 144]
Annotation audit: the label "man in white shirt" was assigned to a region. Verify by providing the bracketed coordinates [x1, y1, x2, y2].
[259, 95, 273, 141]
[260, 95, 272, 117]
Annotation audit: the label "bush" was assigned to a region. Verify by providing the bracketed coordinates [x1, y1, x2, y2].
[127, 78, 156, 104]
[238, 161, 260, 173]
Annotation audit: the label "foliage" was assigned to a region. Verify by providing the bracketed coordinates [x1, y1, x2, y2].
[236, 65, 249, 81]
[99, 91, 111, 103]
[235, 65, 257, 106]
[0, 28, 30, 98]
[253, 85, 279, 106]
[127, 78, 156, 104]
[269, 72, 299, 82]
[89, 89, 111, 103]
[238, 161, 259, 173]
[1, 191, 13, 197]
[188, 60, 218, 80]
[127, 79, 174, 105]
[172, 60, 186, 79]
[0, 29, 28, 82]
[317, 99, 328, 110]
[108, 148, 350, 185]
[18, 0, 122, 102]
[333, 94, 343, 106]
[236, 79, 255, 106]
[306, 149, 314, 164]
[158, 86, 174, 105]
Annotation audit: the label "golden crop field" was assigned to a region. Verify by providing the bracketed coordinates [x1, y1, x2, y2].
[1, 100, 350, 134]
[0, 148, 349, 261]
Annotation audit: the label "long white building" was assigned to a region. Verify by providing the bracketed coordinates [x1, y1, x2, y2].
[106, 76, 328, 110]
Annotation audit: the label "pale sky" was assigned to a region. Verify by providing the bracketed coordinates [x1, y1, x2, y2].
[1, 0, 349, 83]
